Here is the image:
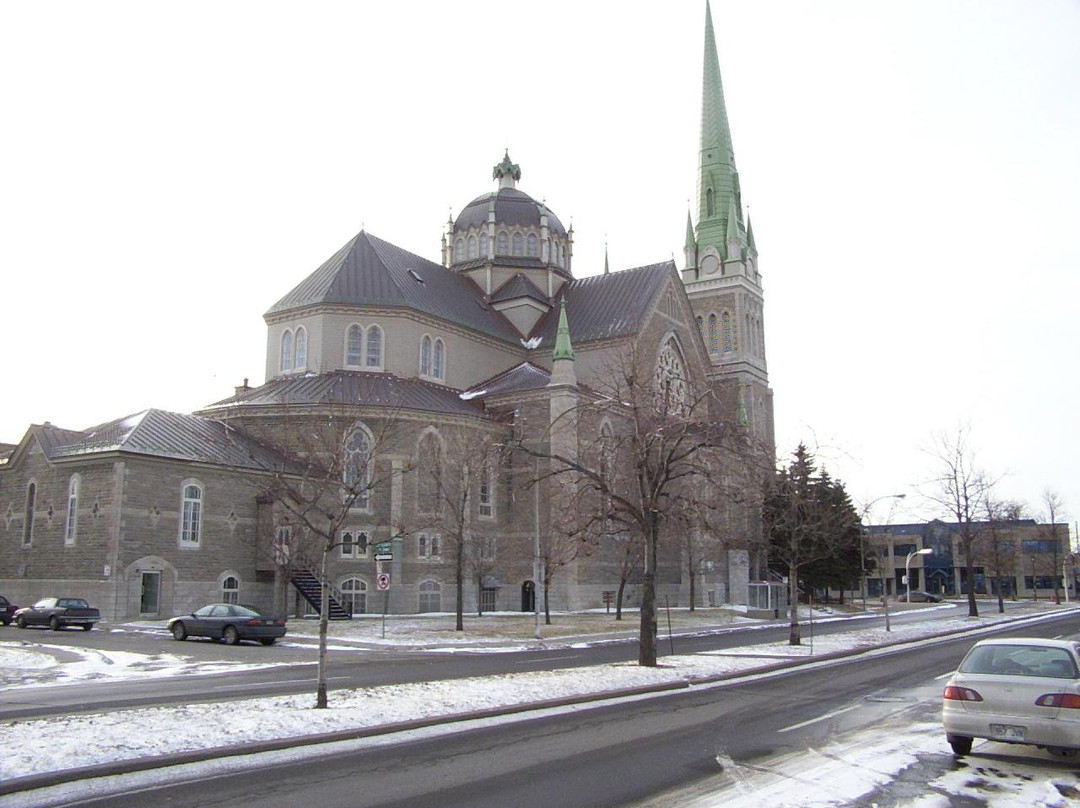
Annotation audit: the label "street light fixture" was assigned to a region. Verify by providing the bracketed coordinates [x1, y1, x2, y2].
[906, 548, 933, 604]
[859, 493, 906, 611]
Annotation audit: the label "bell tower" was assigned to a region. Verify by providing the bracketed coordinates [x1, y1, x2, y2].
[681, 1, 772, 445]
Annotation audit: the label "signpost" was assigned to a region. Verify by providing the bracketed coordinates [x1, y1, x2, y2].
[374, 543, 392, 638]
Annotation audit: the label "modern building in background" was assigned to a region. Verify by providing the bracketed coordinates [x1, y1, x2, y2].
[867, 520, 1074, 600]
[0, 4, 774, 622]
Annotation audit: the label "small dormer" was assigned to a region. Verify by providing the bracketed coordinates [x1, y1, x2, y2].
[490, 273, 551, 336]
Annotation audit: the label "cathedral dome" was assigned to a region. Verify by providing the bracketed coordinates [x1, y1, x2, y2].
[447, 152, 572, 274]
[454, 187, 568, 238]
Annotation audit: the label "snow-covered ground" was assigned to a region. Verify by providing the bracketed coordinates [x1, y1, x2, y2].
[4, 603, 1079, 807]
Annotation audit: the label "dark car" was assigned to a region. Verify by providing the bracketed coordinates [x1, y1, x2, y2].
[907, 590, 943, 603]
[14, 597, 100, 630]
[168, 603, 287, 646]
[0, 594, 18, 626]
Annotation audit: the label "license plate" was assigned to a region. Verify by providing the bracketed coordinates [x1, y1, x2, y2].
[989, 724, 1026, 741]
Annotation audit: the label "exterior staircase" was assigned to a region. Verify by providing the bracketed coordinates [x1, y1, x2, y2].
[290, 566, 351, 620]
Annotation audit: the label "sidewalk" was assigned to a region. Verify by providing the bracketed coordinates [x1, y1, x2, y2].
[3, 600, 1075, 798]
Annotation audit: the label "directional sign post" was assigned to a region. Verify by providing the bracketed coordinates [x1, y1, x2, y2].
[377, 571, 391, 639]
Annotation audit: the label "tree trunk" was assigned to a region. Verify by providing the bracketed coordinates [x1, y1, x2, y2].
[615, 576, 627, 621]
[543, 571, 552, 625]
[639, 530, 658, 666]
[963, 536, 979, 617]
[788, 569, 801, 646]
[997, 577, 1005, 614]
[688, 565, 696, 612]
[455, 539, 464, 631]
[316, 546, 329, 709]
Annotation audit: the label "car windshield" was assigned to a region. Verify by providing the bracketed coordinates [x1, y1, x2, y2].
[229, 605, 260, 617]
[58, 599, 89, 608]
[960, 643, 1078, 678]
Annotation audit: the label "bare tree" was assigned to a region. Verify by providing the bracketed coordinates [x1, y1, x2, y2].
[253, 412, 406, 708]
[923, 427, 996, 618]
[409, 426, 505, 631]
[981, 496, 1023, 614]
[1042, 488, 1066, 602]
[514, 345, 754, 666]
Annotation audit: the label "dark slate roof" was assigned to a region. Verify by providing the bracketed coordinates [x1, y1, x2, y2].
[455, 188, 568, 237]
[461, 363, 551, 400]
[530, 261, 675, 345]
[265, 231, 520, 343]
[202, 371, 487, 419]
[43, 410, 294, 471]
[491, 274, 549, 305]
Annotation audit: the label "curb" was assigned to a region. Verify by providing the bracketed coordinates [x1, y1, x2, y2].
[4, 605, 1076, 797]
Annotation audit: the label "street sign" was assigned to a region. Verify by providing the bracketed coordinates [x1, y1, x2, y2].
[374, 553, 393, 562]
[374, 541, 393, 562]
[377, 572, 390, 591]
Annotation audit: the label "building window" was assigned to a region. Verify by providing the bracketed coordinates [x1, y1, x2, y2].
[420, 335, 432, 376]
[222, 575, 240, 604]
[496, 231, 509, 255]
[707, 313, 718, 353]
[512, 233, 524, 256]
[294, 326, 307, 370]
[478, 465, 494, 518]
[280, 330, 294, 372]
[454, 238, 465, 262]
[480, 587, 497, 612]
[341, 529, 369, 558]
[467, 235, 478, 259]
[432, 339, 445, 380]
[346, 324, 363, 367]
[343, 425, 373, 509]
[23, 482, 36, 547]
[654, 339, 689, 415]
[64, 475, 79, 545]
[706, 187, 715, 217]
[1022, 539, 1060, 554]
[418, 580, 441, 612]
[418, 532, 442, 559]
[180, 483, 202, 546]
[527, 233, 538, 257]
[721, 311, 734, 353]
[480, 535, 496, 562]
[417, 433, 442, 515]
[366, 325, 382, 369]
[341, 578, 367, 615]
[480, 232, 489, 258]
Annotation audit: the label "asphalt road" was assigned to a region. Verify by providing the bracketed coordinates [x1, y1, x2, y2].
[0, 605, 971, 720]
[45, 611, 1080, 808]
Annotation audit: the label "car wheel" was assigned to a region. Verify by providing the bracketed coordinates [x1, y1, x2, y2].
[16, 615, 27, 629]
[81, 623, 92, 631]
[171, 622, 188, 641]
[223, 626, 240, 646]
[259, 638, 276, 646]
[1048, 747, 1079, 759]
[0, 618, 9, 626]
[947, 734, 973, 756]
[49, 616, 61, 631]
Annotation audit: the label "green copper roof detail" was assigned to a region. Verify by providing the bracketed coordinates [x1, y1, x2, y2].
[695, 1, 742, 260]
[746, 214, 757, 252]
[684, 210, 696, 251]
[737, 385, 749, 427]
[553, 299, 575, 361]
[493, 150, 521, 184]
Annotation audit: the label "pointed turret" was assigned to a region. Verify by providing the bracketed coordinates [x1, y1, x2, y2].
[604, 243, 610, 275]
[552, 299, 575, 364]
[683, 210, 697, 272]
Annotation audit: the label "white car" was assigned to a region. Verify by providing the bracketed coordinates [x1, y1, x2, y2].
[943, 637, 1080, 757]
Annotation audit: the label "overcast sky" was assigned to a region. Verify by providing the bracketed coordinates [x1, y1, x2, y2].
[2, 1, 1077, 526]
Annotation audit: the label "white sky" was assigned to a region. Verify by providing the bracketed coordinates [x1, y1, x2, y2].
[1, 0, 1077, 525]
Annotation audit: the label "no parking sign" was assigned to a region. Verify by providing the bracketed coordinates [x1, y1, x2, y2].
[377, 572, 391, 591]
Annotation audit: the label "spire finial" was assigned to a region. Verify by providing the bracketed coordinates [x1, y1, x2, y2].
[604, 241, 610, 275]
[493, 150, 521, 189]
[553, 299, 575, 361]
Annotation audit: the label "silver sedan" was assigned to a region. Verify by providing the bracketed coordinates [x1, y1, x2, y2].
[943, 637, 1080, 757]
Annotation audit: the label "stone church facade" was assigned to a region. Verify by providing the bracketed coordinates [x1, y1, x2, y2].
[0, 4, 774, 622]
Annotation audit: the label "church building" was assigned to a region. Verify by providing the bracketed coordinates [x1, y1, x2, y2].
[0, 3, 774, 622]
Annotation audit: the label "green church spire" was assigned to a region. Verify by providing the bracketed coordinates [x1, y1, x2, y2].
[696, 1, 743, 258]
[553, 299, 575, 361]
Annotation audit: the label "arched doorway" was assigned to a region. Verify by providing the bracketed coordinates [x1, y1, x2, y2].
[521, 580, 536, 612]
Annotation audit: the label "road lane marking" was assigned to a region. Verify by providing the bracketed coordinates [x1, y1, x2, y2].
[777, 703, 860, 733]
[516, 655, 580, 663]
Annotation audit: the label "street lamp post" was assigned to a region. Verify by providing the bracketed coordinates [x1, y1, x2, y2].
[906, 548, 934, 604]
[1031, 556, 1037, 601]
[859, 493, 906, 611]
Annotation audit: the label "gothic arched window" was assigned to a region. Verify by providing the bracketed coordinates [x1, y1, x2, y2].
[708, 313, 719, 353]
[294, 326, 307, 370]
[527, 233, 538, 257]
[654, 339, 689, 415]
[280, 330, 294, 372]
[343, 425, 373, 509]
[366, 325, 383, 369]
[346, 324, 363, 367]
[417, 432, 442, 515]
[467, 235, 478, 259]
